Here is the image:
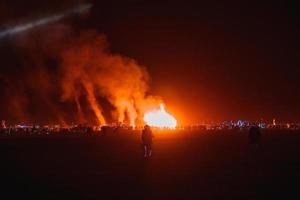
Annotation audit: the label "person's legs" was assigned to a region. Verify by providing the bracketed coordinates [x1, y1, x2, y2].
[147, 144, 152, 157]
[143, 145, 147, 157]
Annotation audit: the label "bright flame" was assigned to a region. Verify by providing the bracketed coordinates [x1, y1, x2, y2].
[143, 104, 177, 129]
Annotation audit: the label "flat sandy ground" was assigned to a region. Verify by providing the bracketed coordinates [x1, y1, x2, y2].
[1, 129, 300, 199]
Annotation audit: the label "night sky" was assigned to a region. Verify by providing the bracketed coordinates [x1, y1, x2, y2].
[0, 0, 299, 124]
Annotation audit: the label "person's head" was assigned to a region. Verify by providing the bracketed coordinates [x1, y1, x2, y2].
[144, 125, 150, 130]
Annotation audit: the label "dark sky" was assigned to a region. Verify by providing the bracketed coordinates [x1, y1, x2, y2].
[0, 0, 300, 124]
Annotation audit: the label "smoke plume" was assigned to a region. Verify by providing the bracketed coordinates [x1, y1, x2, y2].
[1, 19, 162, 126]
[60, 31, 161, 126]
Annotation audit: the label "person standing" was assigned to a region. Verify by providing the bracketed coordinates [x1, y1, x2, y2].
[141, 125, 153, 158]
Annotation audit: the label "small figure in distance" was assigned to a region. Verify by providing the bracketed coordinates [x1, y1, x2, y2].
[248, 125, 262, 150]
[101, 126, 109, 136]
[142, 125, 154, 158]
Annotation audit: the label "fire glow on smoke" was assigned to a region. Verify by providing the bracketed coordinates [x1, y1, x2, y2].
[143, 104, 177, 129]
[4, 27, 178, 127]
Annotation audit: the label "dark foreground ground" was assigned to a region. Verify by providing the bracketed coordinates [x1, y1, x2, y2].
[1, 129, 300, 199]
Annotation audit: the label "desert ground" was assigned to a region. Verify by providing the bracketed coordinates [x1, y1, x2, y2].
[1, 129, 300, 199]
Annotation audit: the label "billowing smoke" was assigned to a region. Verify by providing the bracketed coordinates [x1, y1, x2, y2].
[1, 12, 162, 126]
[60, 31, 161, 126]
[0, 1, 167, 126]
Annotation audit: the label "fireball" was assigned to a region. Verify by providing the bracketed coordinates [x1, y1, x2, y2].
[143, 104, 177, 129]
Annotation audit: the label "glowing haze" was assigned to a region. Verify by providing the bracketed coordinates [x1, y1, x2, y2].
[61, 31, 173, 127]
[0, 10, 178, 126]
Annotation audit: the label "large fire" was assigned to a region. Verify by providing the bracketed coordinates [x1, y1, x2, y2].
[143, 104, 177, 129]
[5, 30, 177, 127]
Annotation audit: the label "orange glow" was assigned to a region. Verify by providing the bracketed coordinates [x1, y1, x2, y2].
[143, 104, 177, 129]
[82, 79, 106, 125]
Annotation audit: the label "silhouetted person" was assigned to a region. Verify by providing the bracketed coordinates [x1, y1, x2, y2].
[86, 127, 92, 135]
[248, 125, 261, 149]
[101, 126, 108, 136]
[142, 125, 153, 157]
